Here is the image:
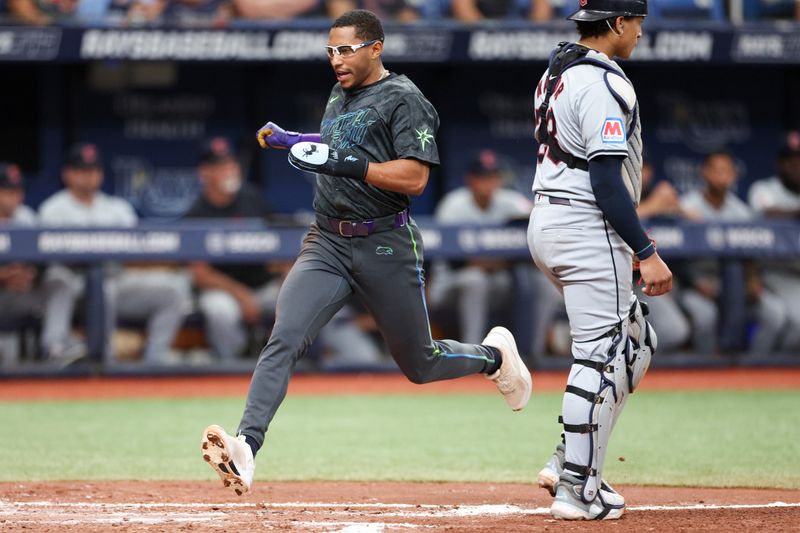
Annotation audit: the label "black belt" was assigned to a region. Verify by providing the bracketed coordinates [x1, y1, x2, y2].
[537, 194, 571, 206]
[316, 210, 410, 238]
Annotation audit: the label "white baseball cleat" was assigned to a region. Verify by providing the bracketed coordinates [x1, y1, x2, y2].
[482, 326, 532, 411]
[201, 425, 255, 496]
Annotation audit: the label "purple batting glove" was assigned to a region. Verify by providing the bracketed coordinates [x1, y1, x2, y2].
[256, 121, 321, 149]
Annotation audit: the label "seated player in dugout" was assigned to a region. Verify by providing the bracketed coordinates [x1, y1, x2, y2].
[430, 149, 561, 360]
[183, 137, 289, 362]
[201, 8, 532, 496]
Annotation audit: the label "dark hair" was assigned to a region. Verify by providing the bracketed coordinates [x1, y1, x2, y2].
[331, 9, 384, 42]
[575, 16, 633, 39]
[704, 150, 734, 165]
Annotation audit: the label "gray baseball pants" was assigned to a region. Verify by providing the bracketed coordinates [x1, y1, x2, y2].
[238, 221, 497, 449]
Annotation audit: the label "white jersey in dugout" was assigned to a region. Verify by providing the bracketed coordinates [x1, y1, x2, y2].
[532, 49, 643, 205]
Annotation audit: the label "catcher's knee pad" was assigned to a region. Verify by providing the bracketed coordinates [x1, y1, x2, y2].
[626, 297, 656, 392]
[561, 332, 630, 503]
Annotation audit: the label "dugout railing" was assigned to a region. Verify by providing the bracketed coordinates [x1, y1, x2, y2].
[1, 219, 799, 377]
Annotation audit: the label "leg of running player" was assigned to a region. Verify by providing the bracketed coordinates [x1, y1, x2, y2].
[353, 222, 498, 383]
[353, 222, 530, 410]
[203, 228, 357, 495]
[237, 227, 355, 450]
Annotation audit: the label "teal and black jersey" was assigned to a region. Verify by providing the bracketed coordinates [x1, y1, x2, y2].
[314, 73, 440, 220]
[235, 70, 510, 459]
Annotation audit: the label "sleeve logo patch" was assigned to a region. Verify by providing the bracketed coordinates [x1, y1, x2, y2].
[601, 118, 625, 144]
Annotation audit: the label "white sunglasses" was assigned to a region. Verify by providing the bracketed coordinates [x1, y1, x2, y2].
[325, 39, 382, 59]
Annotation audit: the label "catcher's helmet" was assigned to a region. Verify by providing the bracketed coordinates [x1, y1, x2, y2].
[566, 0, 647, 21]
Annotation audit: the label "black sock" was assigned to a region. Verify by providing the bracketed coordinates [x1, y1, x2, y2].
[483, 347, 502, 374]
[243, 435, 259, 458]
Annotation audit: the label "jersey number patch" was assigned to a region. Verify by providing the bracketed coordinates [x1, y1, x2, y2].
[536, 108, 562, 166]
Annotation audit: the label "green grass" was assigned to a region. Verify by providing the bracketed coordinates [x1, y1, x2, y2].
[3, 390, 799, 488]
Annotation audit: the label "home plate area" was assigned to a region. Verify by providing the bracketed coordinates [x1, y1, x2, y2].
[2, 481, 799, 532]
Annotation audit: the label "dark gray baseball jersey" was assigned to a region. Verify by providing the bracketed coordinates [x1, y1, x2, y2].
[237, 72, 497, 450]
[314, 73, 440, 219]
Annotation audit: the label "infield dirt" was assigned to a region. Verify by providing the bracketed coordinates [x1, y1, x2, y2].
[2, 368, 798, 531]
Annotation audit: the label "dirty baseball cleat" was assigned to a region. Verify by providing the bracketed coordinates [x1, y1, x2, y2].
[537, 442, 565, 496]
[537, 442, 625, 506]
[482, 326, 532, 411]
[550, 473, 625, 520]
[202, 425, 255, 496]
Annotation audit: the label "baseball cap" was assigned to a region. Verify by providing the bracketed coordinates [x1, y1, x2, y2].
[66, 142, 103, 169]
[466, 149, 501, 177]
[778, 131, 800, 159]
[0, 162, 23, 189]
[199, 137, 236, 165]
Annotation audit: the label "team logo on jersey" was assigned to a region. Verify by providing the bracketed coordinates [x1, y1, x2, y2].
[415, 127, 434, 150]
[321, 109, 376, 149]
[601, 118, 625, 144]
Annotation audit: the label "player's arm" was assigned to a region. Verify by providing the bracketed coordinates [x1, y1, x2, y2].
[363, 158, 429, 196]
[286, 141, 429, 196]
[761, 206, 800, 218]
[189, 262, 262, 322]
[748, 185, 800, 219]
[590, 155, 672, 296]
[189, 262, 251, 295]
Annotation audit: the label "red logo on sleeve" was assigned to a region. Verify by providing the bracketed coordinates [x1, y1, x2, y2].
[601, 118, 625, 144]
[604, 121, 622, 137]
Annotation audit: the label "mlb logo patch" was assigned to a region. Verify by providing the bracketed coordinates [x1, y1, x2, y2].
[601, 118, 625, 144]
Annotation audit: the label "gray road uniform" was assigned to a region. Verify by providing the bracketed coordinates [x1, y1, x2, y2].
[527, 44, 656, 509]
[748, 176, 800, 352]
[433, 187, 561, 355]
[0, 206, 42, 365]
[680, 189, 787, 356]
[238, 73, 499, 450]
[38, 190, 190, 364]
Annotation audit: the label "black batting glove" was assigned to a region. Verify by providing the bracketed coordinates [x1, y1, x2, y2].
[288, 142, 368, 181]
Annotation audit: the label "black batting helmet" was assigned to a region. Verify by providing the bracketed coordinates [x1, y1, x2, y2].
[567, 0, 647, 21]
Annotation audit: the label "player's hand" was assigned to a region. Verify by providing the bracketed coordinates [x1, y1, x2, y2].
[694, 277, 719, 299]
[0, 263, 35, 292]
[638, 252, 673, 296]
[288, 142, 368, 181]
[237, 292, 262, 324]
[649, 181, 680, 214]
[256, 121, 301, 150]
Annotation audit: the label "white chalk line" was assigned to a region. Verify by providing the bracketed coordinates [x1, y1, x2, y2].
[4, 500, 800, 512]
[291, 521, 431, 532]
[1, 500, 798, 529]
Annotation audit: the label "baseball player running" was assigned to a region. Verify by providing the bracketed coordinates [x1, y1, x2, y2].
[201, 9, 531, 496]
[527, 0, 672, 520]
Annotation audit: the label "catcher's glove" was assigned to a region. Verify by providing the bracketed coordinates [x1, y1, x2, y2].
[256, 121, 321, 149]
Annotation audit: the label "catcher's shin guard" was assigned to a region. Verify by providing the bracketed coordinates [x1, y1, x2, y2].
[561, 331, 630, 504]
[626, 296, 657, 392]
